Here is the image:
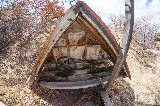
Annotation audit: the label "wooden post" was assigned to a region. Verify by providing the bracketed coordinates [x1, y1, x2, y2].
[105, 0, 134, 91]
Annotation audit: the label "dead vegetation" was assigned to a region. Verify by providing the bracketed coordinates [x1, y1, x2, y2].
[109, 15, 158, 66]
[0, 1, 160, 106]
[109, 15, 160, 105]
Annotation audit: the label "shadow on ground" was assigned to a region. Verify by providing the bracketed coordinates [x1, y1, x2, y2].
[31, 84, 102, 106]
[30, 78, 136, 106]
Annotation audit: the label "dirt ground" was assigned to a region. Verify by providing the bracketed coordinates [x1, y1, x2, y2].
[125, 48, 160, 105]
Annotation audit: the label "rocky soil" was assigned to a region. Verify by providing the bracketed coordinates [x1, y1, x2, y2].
[125, 48, 160, 105]
[111, 28, 160, 105]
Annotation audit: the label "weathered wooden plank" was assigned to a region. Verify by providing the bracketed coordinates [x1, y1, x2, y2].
[69, 46, 86, 59]
[52, 47, 68, 60]
[67, 21, 84, 32]
[41, 64, 113, 76]
[29, 1, 131, 88]
[105, 0, 134, 90]
[28, 6, 79, 86]
[55, 34, 67, 46]
[76, 17, 117, 61]
[68, 31, 86, 45]
[86, 45, 107, 59]
[77, 17, 130, 78]
[39, 77, 109, 89]
[40, 69, 90, 77]
[53, 44, 100, 48]
[40, 71, 111, 82]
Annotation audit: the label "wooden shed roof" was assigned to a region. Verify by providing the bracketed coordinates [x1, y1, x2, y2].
[28, 1, 130, 86]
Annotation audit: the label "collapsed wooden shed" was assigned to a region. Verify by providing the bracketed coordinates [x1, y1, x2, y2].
[28, 1, 130, 89]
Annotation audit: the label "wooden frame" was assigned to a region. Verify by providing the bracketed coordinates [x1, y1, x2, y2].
[28, 1, 130, 87]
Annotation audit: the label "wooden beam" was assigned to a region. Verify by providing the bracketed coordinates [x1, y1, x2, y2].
[39, 77, 109, 89]
[77, 16, 117, 61]
[105, 0, 134, 90]
[28, 6, 79, 86]
[77, 16, 130, 78]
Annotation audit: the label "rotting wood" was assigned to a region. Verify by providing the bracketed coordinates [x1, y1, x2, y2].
[25, 1, 134, 106]
[39, 77, 109, 89]
[77, 17, 117, 61]
[28, 6, 79, 86]
[77, 17, 130, 78]
[28, 1, 131, 88]
[40, 71, 111, 82]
